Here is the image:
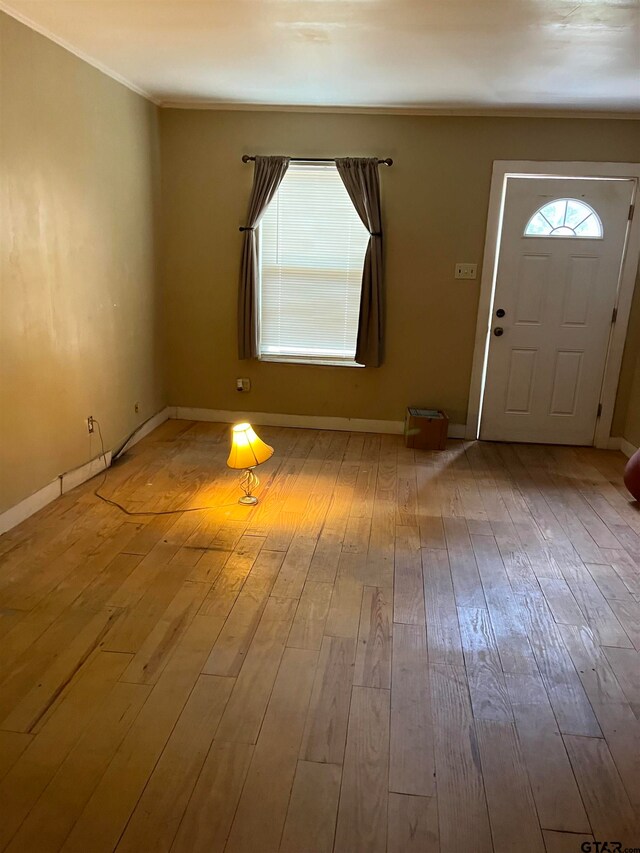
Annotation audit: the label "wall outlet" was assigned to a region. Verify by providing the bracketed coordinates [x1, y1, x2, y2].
[454, 263, 478, 280]
[236, 378, 251, 392]
[87, 415, 95, 434]
[134, 402, 140, 414]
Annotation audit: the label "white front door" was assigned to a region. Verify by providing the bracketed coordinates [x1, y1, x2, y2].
[480, 176, 634, 445]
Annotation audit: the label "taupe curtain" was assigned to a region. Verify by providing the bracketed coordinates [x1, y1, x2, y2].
[336, 158, 384, 367]
[238, 156, 290, 359]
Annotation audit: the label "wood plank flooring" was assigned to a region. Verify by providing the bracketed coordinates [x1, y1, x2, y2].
[1, 419, 639, 852]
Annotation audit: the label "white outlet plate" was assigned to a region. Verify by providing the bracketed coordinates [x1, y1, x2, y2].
[455, 263, 477, 280]
[236, 378, 251, 392]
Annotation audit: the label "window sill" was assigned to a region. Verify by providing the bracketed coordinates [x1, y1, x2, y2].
[258, 355, 364, 368]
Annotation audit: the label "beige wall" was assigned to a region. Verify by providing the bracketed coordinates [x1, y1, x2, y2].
[160, 109, 640, 429]
[0, 14, 165, 512]
[623, 354, 640, 448]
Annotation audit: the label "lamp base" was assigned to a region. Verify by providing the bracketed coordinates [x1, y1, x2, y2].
[237, 467, 260, 506]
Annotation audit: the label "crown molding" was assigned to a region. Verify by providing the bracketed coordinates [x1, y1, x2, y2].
[0, 2, 160, 104]
[158, 100, 640, 120]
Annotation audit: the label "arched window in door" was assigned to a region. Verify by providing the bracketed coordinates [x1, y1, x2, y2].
[524, 198, 603, 238]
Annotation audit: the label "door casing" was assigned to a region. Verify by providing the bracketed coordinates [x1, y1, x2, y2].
[466, 161, 640, 448]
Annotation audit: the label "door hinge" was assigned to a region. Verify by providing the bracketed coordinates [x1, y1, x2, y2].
[612, 306, 618, 324]
[629, 204, 635, 221]
[597, 403, 603, 418]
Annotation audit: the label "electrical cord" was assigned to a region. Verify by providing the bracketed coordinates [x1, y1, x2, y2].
[91, 418, 237, 517]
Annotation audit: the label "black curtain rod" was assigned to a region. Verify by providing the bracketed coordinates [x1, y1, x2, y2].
[241, 154, 393, 166]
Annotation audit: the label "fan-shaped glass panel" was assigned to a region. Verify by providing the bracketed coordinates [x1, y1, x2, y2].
[524, 199, 603, 238]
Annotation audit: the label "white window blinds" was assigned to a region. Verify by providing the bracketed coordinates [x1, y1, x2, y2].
[258, 163, 370, 365]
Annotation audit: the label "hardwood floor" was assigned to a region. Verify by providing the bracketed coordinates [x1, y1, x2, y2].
[1, 419, 639, 852]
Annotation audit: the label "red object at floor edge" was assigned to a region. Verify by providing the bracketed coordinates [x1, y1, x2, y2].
[623, 447, 640, 501]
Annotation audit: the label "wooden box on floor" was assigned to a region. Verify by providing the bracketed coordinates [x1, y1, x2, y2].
[404, 408, 449, 450]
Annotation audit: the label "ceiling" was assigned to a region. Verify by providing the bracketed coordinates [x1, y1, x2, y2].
[3, 0, 640, 113]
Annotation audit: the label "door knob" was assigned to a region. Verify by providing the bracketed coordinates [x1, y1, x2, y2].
[494, 327, 504, 336]
[496, 308, 505, 318]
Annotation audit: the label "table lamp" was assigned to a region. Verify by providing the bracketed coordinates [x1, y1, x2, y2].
[227, 422, 274, 505]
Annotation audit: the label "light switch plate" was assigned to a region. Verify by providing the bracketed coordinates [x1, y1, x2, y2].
[455, 263, 477, 280]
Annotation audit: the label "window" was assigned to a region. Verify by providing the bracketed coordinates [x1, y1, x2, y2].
[524, 198, 603, 238]
[258, 163, 370, 365]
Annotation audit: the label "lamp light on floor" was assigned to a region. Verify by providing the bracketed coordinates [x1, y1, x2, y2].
[226, 422, 274, 505]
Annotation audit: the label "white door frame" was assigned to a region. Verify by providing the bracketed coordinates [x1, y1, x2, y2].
[466, 160, 640, 448]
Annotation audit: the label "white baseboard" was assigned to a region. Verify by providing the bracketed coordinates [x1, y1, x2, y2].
[173, 406, 466, 439]
[0, 404, 465, 537]
[60, 451, 113, 494]
[0, 478, 61, 536]
[174, 406, 405, 434]
[607, 436, 638, 458]
[0, 450, 113, 535]
[0, 407, 169, 536]
[116, 407, 171, 458]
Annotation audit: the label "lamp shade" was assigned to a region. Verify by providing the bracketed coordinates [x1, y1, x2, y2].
[227, 423, 274, 470]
